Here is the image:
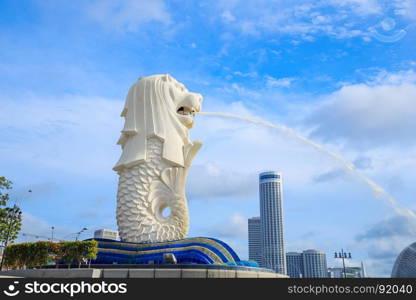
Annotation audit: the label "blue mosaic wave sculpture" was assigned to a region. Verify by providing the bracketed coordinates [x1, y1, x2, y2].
[88, 237, 257, 267]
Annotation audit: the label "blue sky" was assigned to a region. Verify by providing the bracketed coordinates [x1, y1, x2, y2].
[1, 0, 416, 277]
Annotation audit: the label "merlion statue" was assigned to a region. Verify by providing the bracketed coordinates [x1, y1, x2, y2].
[113, 74, 202, 243]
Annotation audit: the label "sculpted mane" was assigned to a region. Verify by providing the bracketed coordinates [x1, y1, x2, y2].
[113, 75, 190, 171]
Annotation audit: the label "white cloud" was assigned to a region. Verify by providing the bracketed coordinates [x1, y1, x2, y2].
[353, 156, 373, 170]
[286, 240, 319, 253]
[209, 212, 248, 238]
[328, 0, 382, 16]
[18, 211, 117, 243]
[356, 212, 416, 241]
[213, 0, 378, 40]
[211, 0, 416, 42]
[221, 10, 236, 22]
[18, 212, 73, 242]
[351, 212, 416, 277]
[86, 0, 171, 32]
[187, 163, 257, 200]
[20, 213, 52, 238]
[0, 94, 123, 177]
[394, 0, 416, 21]
[307, 70, 416, 148]
[355, 236, 415, 277]
[313, 168, 346, 183]
[265, 75, 295, 88]
[233, 71, 258, 78]
[370, 69, 416, 85]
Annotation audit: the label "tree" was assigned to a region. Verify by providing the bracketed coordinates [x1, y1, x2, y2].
[0, 177, 23, 247]
[4, 241, 98, 269]
[0, 176, 12, 206]
[61, 241, 98, 268]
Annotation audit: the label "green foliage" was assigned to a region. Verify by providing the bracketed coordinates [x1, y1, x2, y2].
[4, 242, 52, 269]
[61, 241, 98, 266]
[0, 177, 22, 246]
[3, 240, 98, 269]
[0, 206, 22, 246]
[0, 176, 12, 206]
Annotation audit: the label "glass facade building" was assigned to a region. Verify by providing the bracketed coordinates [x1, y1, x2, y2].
[286, 252, 304, 278]
[259, 171, 286, 274]
[248, 217, 262, 266]
[302, 249, 328, 278]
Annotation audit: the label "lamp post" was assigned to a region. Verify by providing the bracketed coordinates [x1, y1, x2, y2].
[334, 249, 352, 278]
[0, 206, 22, 271]
[75, 228, 88, 241]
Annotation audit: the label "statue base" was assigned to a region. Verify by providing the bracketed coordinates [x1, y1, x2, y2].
[0, 237, 289, 278]
[0, 265, 288, 278]
[88, 237, 258, 267]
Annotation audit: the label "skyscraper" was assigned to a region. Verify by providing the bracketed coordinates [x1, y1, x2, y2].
[248, 217, 262, 266]
[286, 252, 304, 278]
[302, 249, 328, 278]
[259, 171, 286, 274]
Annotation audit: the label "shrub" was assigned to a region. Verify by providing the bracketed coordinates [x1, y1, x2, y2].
[3, 240, 98, 269]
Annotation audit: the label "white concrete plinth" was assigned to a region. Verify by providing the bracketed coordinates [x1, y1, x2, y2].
[103, 269, 129, 278]
[0, 269, 102, 278]
[0, 268, 288, 278]
[129, 269, 155, 278]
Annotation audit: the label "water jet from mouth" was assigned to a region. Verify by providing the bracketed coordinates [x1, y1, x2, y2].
[197, 111, 415, 220]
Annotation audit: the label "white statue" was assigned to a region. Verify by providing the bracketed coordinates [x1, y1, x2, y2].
[114, 74, 203, 243]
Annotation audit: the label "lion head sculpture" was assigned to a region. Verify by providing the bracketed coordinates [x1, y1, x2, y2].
[113, 74, 203, 171]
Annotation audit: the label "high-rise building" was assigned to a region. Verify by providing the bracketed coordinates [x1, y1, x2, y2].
[248, 217, 262, 266]
[302, 249, 328, 278]
[286, 252, 304, 278]
[259, 171, 286, 274]
[94, 229, 119, 241]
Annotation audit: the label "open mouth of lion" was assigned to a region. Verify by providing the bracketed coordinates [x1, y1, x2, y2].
[177, 106, 195, 117]
[176, 106, 197, 128]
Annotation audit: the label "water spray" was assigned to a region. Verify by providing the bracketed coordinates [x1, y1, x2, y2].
[198, 112, 415, 219]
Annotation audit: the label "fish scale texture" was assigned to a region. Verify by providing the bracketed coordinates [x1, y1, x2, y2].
[116, 137, 189, 243]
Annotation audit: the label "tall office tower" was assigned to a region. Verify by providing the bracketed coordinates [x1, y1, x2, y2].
[286, 252, 304, 278]
[259, 171, 286, 274]
[248, 217, 262, 266]
[302, 249, 328, 278]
